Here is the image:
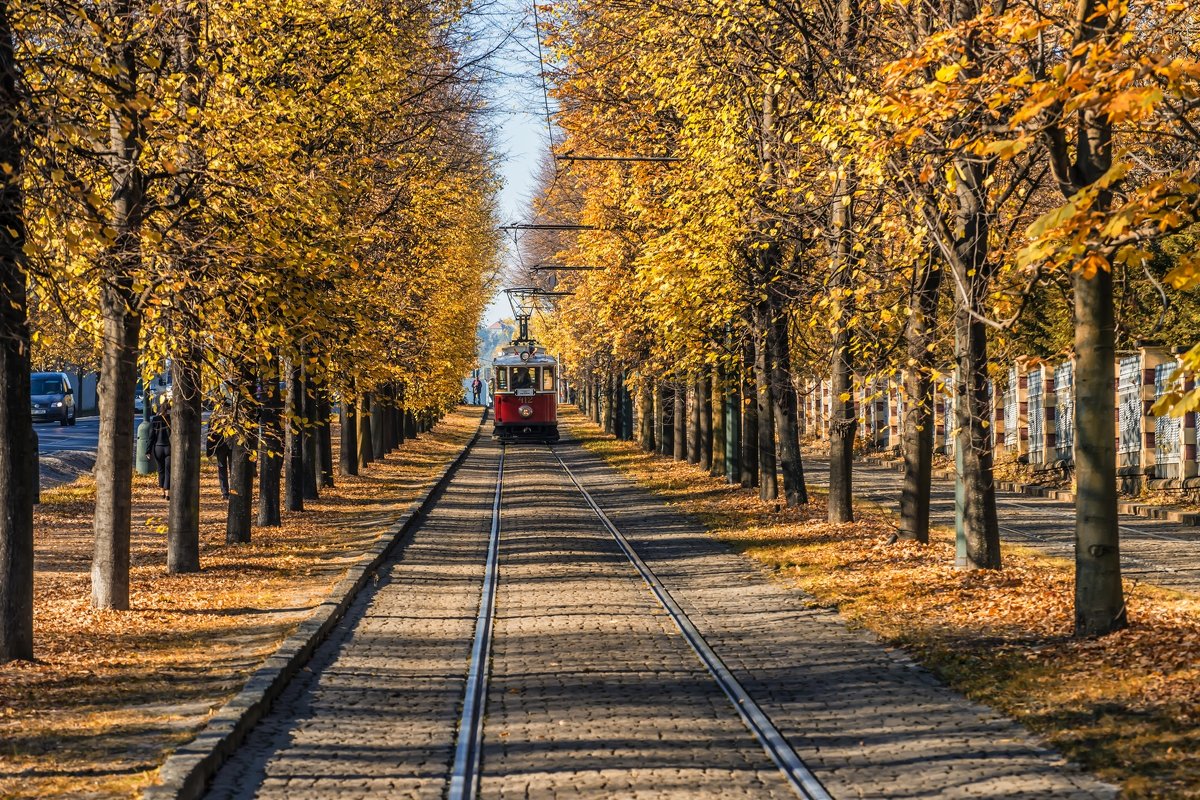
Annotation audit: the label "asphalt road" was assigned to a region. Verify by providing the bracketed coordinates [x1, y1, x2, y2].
[33, 415, 144, 455]
[803, 456, 1200, 594]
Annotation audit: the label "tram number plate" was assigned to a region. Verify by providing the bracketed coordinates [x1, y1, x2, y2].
[516, 388, 534, 397]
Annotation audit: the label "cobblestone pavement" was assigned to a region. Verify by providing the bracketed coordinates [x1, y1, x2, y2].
[804, 457, 1200, 594]
[555, 443, 1117, 799]
[202, 432, 1119, 799]
[482, 445, 794, 799]
[203, 441, 501, 800]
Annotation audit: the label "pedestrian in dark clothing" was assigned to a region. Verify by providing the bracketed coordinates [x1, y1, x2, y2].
[147, 402, 171, 498]
[471, 376, 483, 405]
[206, 420, 231, 500]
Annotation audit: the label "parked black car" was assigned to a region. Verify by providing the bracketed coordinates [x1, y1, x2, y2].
[30, 371, 76, 426]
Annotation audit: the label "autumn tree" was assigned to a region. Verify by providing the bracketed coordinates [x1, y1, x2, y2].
[0, 0, 34, 662]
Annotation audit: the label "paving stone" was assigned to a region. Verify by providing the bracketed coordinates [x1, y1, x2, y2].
[482, 445, 793, 800]
[554, 443, 1118, 799]
[202, 436, 1119, 800]
[203, 443, 501, 800]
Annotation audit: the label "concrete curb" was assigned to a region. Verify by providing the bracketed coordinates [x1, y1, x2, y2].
[865, 455, 1199, 526]
[142, 410, 487, 800]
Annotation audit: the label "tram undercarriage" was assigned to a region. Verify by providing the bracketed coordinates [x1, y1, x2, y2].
[492, 421, 560, 443]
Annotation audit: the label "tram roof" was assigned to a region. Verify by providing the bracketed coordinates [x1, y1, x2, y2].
[493, 352, 558, 367]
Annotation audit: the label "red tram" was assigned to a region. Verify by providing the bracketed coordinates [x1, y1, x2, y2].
[491, 343, 559, 442]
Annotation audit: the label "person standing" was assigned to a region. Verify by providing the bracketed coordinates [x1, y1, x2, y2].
[206, 417, 231, 500]
[471, 375, 483, 405]
[147, 401, 172, 498]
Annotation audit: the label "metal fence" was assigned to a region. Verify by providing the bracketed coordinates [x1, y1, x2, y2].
[1155, 362, 1182, 478]
[1028, 366, 1044, 464]
[1054, 362, 1074, 461]
[1004, 366, 1019, 449]
[1118, 355, 1142, 458]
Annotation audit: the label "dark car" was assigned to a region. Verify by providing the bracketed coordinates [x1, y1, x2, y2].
[30, 371, 76, 426]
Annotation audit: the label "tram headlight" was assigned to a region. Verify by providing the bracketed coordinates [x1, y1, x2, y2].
[518, 403, 534, 418]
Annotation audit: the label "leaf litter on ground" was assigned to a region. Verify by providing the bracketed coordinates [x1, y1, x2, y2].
[563, 408, 1199, 799]
[0, 407, 483, 799]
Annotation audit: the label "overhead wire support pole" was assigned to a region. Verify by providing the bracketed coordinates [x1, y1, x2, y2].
[556, 154, 683, 163]
[499, 223, 597, 231]
[532, 264, 603, 272]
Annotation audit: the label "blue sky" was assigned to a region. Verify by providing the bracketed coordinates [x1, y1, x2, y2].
[482, 1, 555, 325]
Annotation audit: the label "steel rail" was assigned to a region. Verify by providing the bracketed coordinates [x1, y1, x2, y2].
[448, 444, 505, 800]
[548, 446, 833, 800]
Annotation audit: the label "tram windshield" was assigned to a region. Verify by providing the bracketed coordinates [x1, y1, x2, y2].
[511, 367, 534, 390]
[495, 367, 508, 391]
[541, 367, 555, 391]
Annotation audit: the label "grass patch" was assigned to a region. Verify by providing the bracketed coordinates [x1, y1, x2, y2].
[563, 407, 1199, 798]
[1, 407, 482, 799]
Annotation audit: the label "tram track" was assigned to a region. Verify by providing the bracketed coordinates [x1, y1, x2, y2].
[546, 445, 833, 800]
[442, 440, 831, 800]
[448, 443, 504, 800]
[201, 429, 1116, 800]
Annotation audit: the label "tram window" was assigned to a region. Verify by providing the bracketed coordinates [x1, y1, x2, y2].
[541, 367, 555, 391]
[512, 367, 534, 389]
[495, 368, 508, 390]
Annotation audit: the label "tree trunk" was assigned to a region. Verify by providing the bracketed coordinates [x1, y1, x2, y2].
[395, 384, 406, 447]
[92, 280, 142, 609]
[711, 366, 725, 477]
[1073, 266, 1125, 633]
[673, 377, 687, 461]
[284, 359, 304, 512]
[317, 388, 334, 488]
[358, 391, 374, 466]
[404, 408, 417, 440]
[639, 378, 655, 452]
[1049, 0, 1125, 635]
[301, 363, 319, 500]
[741, 343, 758, 488]
[659, 383, 674, 456]
[603, 372, 615, 434]
[226, 434, 253, 544]
[339, 389, 358, 477]
[725, 364, 741, 484]
[164, 5, 204, 573]
[91, 27, 146, 609]
[754, 304, 778, 500]
[622, 373, 634, 440]
[768, 304, 806, 505]
[950, 152, 1001, 568]
[954, 309, 1001, 567]
[389, 388, 400, 450]
[167, 349, 201, 573]
[828, 186, 856, 524]
[899, 256, 942, 542]
[257, 358, 283, 527]
[699, 368, 713, 471]
[614, 370, 627, 440]
[370, 389, 386, 459]
[688, 378, 700, 465]
[0, 0, 33, 656]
